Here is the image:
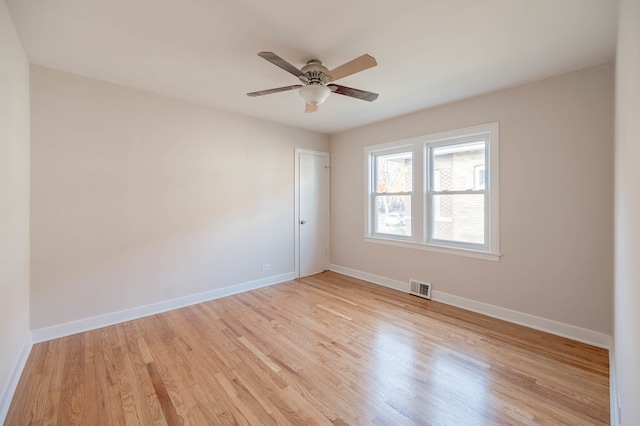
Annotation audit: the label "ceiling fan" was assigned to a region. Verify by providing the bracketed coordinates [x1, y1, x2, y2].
[247, 51, 379, 113]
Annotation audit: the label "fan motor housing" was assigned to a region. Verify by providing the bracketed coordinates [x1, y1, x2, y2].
[300, 59, 331, 84]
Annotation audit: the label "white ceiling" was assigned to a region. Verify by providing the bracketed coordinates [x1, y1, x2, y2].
[7, 0, 619, 134]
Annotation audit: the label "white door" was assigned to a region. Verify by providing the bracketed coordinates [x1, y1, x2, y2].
[295, 149, 330, 277]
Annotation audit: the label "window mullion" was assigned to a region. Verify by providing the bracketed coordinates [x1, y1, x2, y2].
[429, 190, 485, 196]
[373, 191, 413, 197]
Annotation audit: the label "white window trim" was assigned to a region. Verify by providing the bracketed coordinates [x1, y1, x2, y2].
[364, 123, 500, 261]
[363, 236, 501, 261]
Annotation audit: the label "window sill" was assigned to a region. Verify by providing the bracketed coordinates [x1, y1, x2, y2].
[364, 236, 501, 261]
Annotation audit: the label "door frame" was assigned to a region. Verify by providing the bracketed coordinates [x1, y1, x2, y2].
[294, 148, 330, 278]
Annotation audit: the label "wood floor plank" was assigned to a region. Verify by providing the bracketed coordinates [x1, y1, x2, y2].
[237, 336, 282, 374]
[146, 361, 180, 425]
[89, 336, 112, 426]
[6, 272, 610, 425]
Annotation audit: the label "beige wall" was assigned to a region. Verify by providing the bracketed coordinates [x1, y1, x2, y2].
[614, 0, 640, 424]
[0, 0, 30, 417]
[330, 64, 614, 335]
[30, 66, 328, 329]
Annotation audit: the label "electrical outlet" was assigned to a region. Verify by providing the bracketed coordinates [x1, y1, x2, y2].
[262, 264, 271, 271]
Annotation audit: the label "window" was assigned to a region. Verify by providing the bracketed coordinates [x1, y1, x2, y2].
[370, 149, 412, 238]
[428, 141, 486, 247]
[365, 123, 499, 261]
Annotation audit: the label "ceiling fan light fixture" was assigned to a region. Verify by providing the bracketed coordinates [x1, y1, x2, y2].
[249, 52, 379, 111]
[299, 84, 331, 106]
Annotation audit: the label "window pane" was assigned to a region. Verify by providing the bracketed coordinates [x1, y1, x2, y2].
[432, 142, 485, 191]
[431, 194, 484, 244]
[375, 152, 412, 193]
[375, 195, 411, 236]
[474, 165, 486, 189]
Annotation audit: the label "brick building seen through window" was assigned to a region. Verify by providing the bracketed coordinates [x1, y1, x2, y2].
[432, 143, 485, 244]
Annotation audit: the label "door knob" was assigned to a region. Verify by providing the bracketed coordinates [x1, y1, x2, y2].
[300, 220, 307, 224]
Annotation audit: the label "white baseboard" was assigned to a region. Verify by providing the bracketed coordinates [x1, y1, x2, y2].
[32, 272, 297, 343]
[329, 264, 612, 349]
[610, 346, 619, 425]
[0, 333, 33, 424]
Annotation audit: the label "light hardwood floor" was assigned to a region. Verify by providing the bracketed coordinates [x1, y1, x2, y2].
[6, 272, 609, 425]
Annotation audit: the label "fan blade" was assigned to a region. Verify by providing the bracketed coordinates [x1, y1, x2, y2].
[247, 85, 303, 97]
[329, 84, 379, 102]
[258, 52, 305, 77]
[326, 54, 377, 81]
[305, 103, 318, 113]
